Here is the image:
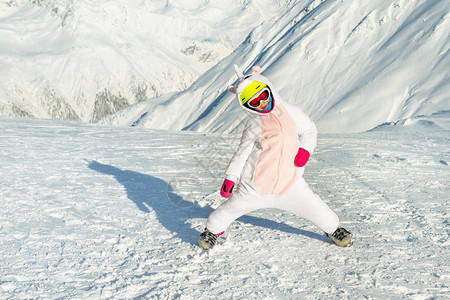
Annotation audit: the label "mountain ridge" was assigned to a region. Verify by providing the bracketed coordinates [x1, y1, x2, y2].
[1, 0, 449, 132]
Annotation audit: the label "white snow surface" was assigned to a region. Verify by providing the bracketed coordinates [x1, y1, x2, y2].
[1, 116, 449, 298]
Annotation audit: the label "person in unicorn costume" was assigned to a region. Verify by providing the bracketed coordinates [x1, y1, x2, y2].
[199, 65, 352, 249]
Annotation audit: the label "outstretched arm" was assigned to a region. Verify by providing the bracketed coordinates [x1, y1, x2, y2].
[225, 118, 259, 182]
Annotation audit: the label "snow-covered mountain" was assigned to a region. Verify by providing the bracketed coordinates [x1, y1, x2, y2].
[103, 0, 450, 133]
[0, 0, 285, 122]
[1, 0, 449, 132]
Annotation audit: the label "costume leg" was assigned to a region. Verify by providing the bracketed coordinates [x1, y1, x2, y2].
[206, 192, 269, 235]
[274, 178, 340, 234]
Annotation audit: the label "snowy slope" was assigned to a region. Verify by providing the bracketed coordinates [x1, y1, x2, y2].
[1, 116, 448, 298]
[0, 0, 288, 122]
[103, 0, 450, 133]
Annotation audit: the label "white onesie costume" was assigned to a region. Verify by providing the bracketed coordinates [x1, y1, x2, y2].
[206, 68, 340, 235]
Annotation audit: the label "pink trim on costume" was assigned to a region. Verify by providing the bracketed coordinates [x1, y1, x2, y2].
[217, 231, 224, 236]
[253, 103, 298, 195]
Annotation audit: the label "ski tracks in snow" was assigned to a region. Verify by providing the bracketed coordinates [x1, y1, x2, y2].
[0, 117, 448, 298]
[310, 131, 449, 297]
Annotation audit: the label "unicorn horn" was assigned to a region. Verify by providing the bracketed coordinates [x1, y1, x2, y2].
[234, 64, 244, 79]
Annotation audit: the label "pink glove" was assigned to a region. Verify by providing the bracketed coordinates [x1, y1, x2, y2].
[220, 179, 235, 198]
[294, 148, 310, 167]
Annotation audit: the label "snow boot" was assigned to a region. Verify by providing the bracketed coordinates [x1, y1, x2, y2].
[199, 228, 220, 250]
[326, 227, 352, 247]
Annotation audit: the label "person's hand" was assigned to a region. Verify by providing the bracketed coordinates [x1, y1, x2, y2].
[294, 148, 310, 167]
[220, 179, 235, 198]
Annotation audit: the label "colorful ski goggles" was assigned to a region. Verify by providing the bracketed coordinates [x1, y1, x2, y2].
[239, 81, 267, 105]
[247, 89, 271, 108]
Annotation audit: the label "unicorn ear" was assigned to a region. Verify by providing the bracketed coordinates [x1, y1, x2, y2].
[252, 65, 261, 75]
[227, 85, 237, 94]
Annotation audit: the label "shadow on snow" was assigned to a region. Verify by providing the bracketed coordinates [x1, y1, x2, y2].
[88, 161, 329, 246]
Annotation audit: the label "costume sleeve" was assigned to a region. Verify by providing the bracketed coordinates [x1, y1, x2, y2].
[225, 118, 259, 181]
[286, 102, 318, 153]
[298, 114, 318, 154]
